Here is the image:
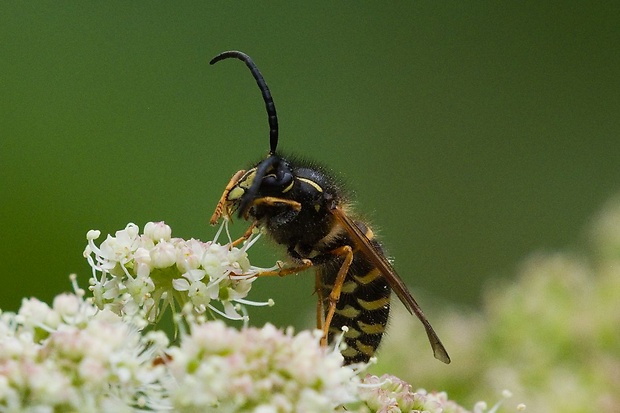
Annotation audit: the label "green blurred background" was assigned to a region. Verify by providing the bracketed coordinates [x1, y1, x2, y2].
[1, 3, 619, 333]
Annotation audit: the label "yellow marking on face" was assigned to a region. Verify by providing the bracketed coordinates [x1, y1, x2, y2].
[228, 186, 244, 201]
[353, 268, 381, 285]
[228, 168, 257, 201]
[356, 296, 390, 311]
[357, 321, 386, 335]
[355, 340, 376, 356]
[239, 168, 257, 188]
[364, 227, 374, 239]
[335, 305, 361, 319]
[297, 177, 323, 193]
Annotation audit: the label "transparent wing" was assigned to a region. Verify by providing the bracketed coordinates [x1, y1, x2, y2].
[330, 205, 451, 364]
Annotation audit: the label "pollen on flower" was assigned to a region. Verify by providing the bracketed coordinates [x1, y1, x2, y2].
[84, 221, 274, 324]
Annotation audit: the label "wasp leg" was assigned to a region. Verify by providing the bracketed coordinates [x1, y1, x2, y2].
[246, 196, 302, 217]
[257, 258, 313, 277]
[210, 169, 246, 225]
[230, 222, 258, 247]
[321, 245, 354, 347]
[315, 269, 325, 333]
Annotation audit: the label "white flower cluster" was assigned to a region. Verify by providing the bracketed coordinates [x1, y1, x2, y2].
[0, 286, 170, 412]
[356, 374, 471, 413]
[167, 321, 360, 412]
[84, 221, 272, 323]
[354, 375, 517, 413]
[0, 221, 493, 412]
[0, 287, 361, 412]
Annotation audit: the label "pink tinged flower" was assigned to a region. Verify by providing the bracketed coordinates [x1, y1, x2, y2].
[166, 321, 359, 411]
[133, 247, 152, 277]
[176, 239, 207, 273]
[0, 288, 173, 410]
[150, 240, 176, 269]
[359, 375, 472, 413]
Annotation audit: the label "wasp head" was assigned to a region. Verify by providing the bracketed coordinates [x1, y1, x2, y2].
[223, 155, 296, 220]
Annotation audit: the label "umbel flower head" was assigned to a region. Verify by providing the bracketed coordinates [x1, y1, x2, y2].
[84, 221, 273, 323]
[167, 319, 361, 412]
[355, 374, 518, 413]
[0, 281, 170, 412]
[0, 221, 498, 412]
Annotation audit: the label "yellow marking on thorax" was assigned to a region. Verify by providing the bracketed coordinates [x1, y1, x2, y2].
[314, 219, 346, 250]
[297, 177, 323, 193]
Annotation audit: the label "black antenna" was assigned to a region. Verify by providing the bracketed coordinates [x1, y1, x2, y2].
[210, 51, 279, 154]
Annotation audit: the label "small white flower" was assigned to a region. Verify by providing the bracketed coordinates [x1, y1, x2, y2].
[150, 240, 177, 269]
[176, 238, 207, 273]
[52, 293, 81, 318]
[85, 221, 272, 323]
[144, 221, 172, 242]
[15, 297, 61, 333]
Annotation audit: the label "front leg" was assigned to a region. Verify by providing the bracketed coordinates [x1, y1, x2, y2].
[222, 222, 258, 248]
[210, 169, 246, 225]
[243, 196, 301, 220]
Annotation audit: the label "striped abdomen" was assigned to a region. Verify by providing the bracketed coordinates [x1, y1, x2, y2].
[320, 234, 391, 364]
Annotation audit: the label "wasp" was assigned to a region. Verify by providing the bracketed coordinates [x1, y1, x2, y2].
[209, 50, 450, 365]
